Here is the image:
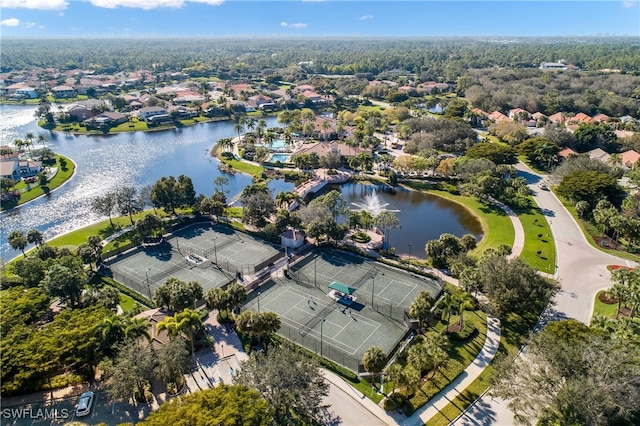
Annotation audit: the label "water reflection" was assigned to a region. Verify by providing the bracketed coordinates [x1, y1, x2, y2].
[331, 183, 482, 259]
[0, 104, 281, 261]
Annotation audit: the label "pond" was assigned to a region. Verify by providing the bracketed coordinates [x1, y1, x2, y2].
[329, 182, 483, 259]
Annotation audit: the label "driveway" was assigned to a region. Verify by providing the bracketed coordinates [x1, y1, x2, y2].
[452, 161, 639, 425]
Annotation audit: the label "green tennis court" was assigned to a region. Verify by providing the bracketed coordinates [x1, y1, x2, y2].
[244, 247, 443, 372]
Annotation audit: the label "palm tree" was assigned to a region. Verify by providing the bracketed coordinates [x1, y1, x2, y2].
[124, 317, 151, 342]
[246, 117, 257, 135]
[97, 316, 125, 352]
[321, 120, 331, 142]
[608, 284, 628, 319]
[234, 118, 245, 142]
[256, 119, 267, 144]
[362, 346, 387, 389]
[456, 292, 475, 330]
[157, 308, 203, 357]
[26, 228, 44, 247]
[24, 132, 35, 154]
[440, 293, 459, 332]
[37, 133, 47, 147]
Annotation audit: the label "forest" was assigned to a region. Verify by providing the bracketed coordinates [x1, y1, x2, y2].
[2, 37, 639, 79]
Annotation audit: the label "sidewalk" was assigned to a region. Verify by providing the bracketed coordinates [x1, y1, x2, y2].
[321, 369, 397, 426]
[401, 315, 502, 426]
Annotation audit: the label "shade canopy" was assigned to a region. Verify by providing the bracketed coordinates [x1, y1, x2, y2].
[329, 281, 356, 295]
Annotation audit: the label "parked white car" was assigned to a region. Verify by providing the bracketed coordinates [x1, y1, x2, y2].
[75, 391, 94, 417]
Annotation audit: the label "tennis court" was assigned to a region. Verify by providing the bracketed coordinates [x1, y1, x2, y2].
[244, 247, 443, 372]
[108, 222, 283, 298]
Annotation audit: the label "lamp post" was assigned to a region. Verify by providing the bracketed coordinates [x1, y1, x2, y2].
[314, 255, 317, 287]
[371, 273, 377, 308]
[212, 238, 218, 265]
[257, 291, 261, 313]
[408, 243, 412, 263]
[145, 268, 152, 300]
[320, 318, 326, 357]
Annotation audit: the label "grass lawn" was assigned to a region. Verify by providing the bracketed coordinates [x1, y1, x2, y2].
[592, 290, 619, 318]
[425, 311, 539, 425]
[218, 153, 264, 177]
[517, 155, 548, 174]
[119, 293, 138, 313]
[109, 119, 149, 132]
[516, 198, 556, 273]
[398, 309, 488, 415]
[556, 193, 640, 263]
[1, 155, 75, 211]
[401, 182, 515, 254]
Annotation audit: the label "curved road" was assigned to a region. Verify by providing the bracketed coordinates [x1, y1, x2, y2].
[453, 162, 639, 425]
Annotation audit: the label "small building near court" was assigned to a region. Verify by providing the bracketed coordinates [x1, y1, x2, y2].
[281, 229, 306, 250]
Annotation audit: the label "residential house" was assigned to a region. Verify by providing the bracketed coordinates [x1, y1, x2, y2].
[248, 95, 277, 111]
[15, 87, 39, 99]
[51, 85, 75, 98]
[592, 113, 610, 123]
[539, 62, 568, 71]
[18, 160, 43, 177]
[300, 90, 329, 106]
[138, 106, 168, 122]
[84, 112, 127, 128]
[558, 147, 578, 162]
[569, 112, 593, 125]
[548, 112, 566, 125]
[587, 148, 611, 163]
[508, 108, 530, 121]
[488, 111, 510, 122]
[621, 150, 640, 169]
[0, 161, 20, 180]
[67, 105, 96, 122]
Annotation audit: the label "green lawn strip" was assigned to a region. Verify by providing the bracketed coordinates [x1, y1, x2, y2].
[401, 310, 488, 414]
[1, 155, 75, 211]
[556, 193, 640, 262]
[46, 213, 147, 250]
[91, 274, 152, 308]
[109, 119, 149, 132]
[517, 155, 547, 174]
[219, 155, 264, 177]
[515, 199, 556, 273]
[426, 311, 538, 426]
[401, 182, 514, 254]
[592, 290, 618, 318]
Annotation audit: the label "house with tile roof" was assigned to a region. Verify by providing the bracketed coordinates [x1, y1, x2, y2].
[51, 85, 75, 98]
[558, 147, 578, 162]
[570, 112, 593, 124]
[592, 113, 610, 123]
[488, 111, 510, 122]
[548, 112, 566, 125]
[621, 150, 640, 168]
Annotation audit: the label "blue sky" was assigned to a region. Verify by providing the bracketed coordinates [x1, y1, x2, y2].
[1, 1, 639, 37]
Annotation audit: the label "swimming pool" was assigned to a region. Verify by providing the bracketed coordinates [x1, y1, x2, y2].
[270, 153, 292, 163]
[260, 138, 289, 150]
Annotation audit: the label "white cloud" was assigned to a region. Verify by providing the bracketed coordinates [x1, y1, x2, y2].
[39, 25, 45, 29]
[0, 0, 68, 10]
[281, 21, 307, 29]
[622, 1, 637, 7]
[24, 21, 36, 28]
[89, 0, 222, 9]
[1, 18, 20, 26]
[359, 14, 373, 21]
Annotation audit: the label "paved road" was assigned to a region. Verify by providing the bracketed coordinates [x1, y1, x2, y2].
[452, 162, 640, 425]
[3, 391, 150, 426]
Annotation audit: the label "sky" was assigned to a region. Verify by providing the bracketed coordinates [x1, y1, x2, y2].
[1, 0, 639, 38]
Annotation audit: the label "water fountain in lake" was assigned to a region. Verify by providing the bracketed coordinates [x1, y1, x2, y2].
[350, 189, 400, 216]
